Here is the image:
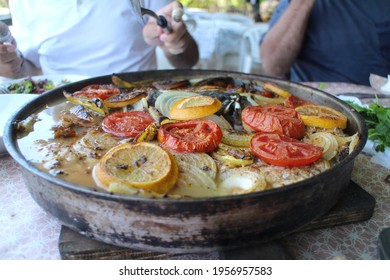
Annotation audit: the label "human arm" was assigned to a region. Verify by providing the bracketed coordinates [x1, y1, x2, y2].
[0, 42, 42, 79]
[260, 0, 316, 79]
[142, 1, 199, 68]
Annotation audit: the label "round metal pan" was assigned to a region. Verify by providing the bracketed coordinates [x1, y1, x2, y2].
[3, 70, 368, 253]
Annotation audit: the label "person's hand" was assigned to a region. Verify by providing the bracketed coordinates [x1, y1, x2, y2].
[142, 1, 190, 55]
[0, 40, 25, 78]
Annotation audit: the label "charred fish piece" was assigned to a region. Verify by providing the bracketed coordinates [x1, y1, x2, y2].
[198, 91, 244, 128]
[191, 76, 235, 89]
[152, 79, 191, 90]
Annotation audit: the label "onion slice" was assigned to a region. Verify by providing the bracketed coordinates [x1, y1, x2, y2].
[306, 132, 339, 160]
[217, 167, 267, 195]
[155, 90, 197, 118]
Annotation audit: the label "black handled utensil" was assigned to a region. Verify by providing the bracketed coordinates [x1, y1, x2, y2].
[131, 1, 171, 33]
[140, 7, 171, 34]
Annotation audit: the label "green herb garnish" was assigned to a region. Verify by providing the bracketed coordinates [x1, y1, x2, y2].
[319, 82, 328, 90]
[346, 97, 390, 152]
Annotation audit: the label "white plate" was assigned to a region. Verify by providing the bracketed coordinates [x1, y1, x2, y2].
[0, 74, 89, 156]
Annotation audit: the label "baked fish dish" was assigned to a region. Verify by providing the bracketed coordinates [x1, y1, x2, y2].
[14, 74, 360, 199]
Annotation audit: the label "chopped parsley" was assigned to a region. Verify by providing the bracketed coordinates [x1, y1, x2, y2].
[346, 97, 390, 152]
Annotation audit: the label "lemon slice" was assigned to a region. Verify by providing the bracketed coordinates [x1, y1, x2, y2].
[154, 90, 197, 117]
[178, 95, 216, 108]
[295, 104, 348, 129]
[93, 142, 178, 194]
[263, 82, 292, 98]
[169, 95, 222, 120]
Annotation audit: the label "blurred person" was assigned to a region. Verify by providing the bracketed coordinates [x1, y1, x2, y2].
[0, 0, 199, 79]
[260, 0, 390, 86]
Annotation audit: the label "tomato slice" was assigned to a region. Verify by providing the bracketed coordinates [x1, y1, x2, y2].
[157, 120, 222, 153]
[260, 91, 275, 98]
[102, 111, 154, 138]
[241, 104, 305, 139]
[73, 84, 120, 100]
[284, 95, 314, 108]
[250, 133, 323, 167]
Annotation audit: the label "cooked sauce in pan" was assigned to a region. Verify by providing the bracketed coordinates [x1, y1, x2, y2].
[18, 101, 100, 188]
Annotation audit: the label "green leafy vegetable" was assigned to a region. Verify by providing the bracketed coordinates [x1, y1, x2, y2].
[319, 82, 328, 91]
[6, 76, 69, 94]
[346, 98, 390, 152]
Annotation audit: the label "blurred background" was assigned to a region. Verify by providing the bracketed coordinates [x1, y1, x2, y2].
[181, 0, 278, 22]
[0, 0, 280, 73]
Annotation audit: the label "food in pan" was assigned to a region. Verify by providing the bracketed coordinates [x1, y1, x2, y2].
[15, 75, 359, 198]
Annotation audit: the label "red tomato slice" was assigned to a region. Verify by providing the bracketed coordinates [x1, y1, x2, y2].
[284, 95, 314, 108]
[157, 120, 222, 153]
[102, 111, 154, 138]
[260, 91, 274, 98]
[73, 84, 120, 100]
[241, 104, 305, 139]
[250, 133, 323, 167]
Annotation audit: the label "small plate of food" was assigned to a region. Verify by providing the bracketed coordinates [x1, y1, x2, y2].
[0, 74, 88, 156]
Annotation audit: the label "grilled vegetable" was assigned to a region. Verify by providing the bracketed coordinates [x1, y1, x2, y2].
[111, 74, 152, 88]
[220, 128, 254, 148]
[64, 92, 109, 116]
[104, 90, 147, 108]
[134, 122, 160, 143]
[212, 143, 254, 167]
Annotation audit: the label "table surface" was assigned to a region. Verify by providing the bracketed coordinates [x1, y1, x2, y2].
[1, 82, 389, 260]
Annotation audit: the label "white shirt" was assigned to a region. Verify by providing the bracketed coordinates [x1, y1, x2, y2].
[9, 0, 171, 77]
